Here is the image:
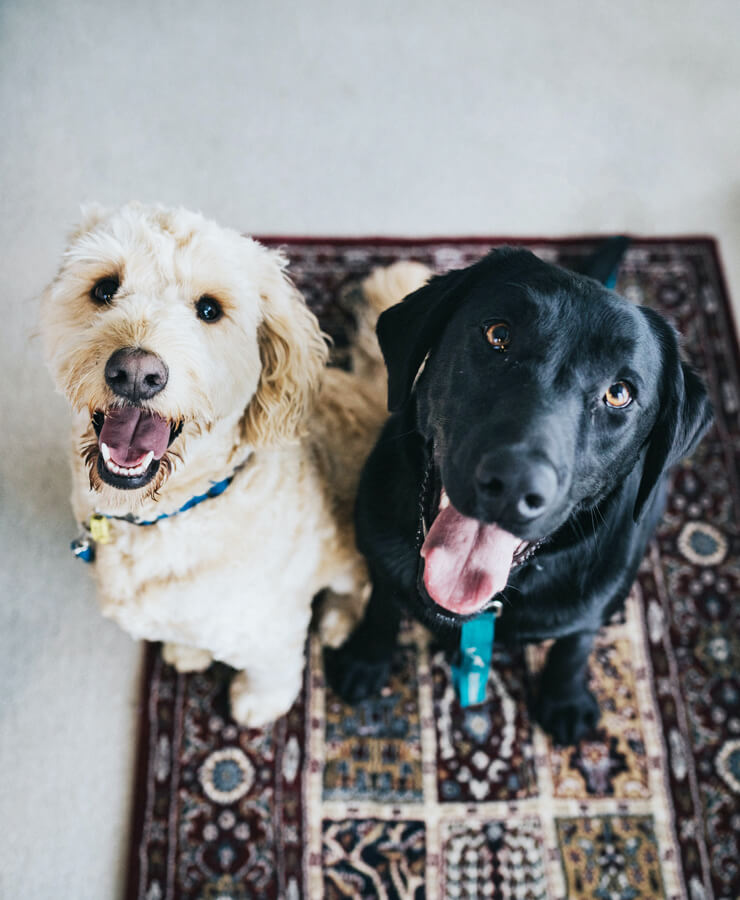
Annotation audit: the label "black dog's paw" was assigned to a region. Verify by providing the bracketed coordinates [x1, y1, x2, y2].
[532, 685, 600, 746]
[323, 640, 392, 704]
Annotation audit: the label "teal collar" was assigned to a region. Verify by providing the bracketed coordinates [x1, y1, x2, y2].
[452, 599, 503, 707]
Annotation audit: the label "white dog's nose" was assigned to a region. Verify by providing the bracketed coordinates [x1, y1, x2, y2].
[104, 347, 169, 402]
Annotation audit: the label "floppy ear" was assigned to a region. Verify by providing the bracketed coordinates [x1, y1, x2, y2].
[377, 247, 541, 411]
[241, 248, 329, 446]
[633, 308, 713, 520]
[377, 267, 468, 411]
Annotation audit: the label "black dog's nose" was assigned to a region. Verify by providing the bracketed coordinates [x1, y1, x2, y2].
[104, 348, 168, 401]
[475, 449, 558, 522]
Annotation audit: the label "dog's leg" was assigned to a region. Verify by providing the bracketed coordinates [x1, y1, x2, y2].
[531, 629, 600, 745]
[161, 642, 213, 673]
[323, 574, 401, 703]
[228, 656, 305, 728]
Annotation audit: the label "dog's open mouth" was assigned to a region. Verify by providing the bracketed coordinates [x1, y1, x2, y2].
[418, 466, 543, 618]
[92, 408, 181, 490]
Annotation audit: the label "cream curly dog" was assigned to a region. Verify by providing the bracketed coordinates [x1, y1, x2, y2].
[41, 203, 429, 726]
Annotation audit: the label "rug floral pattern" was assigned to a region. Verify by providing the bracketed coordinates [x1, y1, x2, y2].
[126, 238, 739, 900]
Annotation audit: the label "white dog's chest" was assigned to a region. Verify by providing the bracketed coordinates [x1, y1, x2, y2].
[91, 476, 330, 659]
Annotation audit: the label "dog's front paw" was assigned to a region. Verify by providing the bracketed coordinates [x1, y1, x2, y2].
[323, 641, 392, 704]
[228, 672, 294, 729]
[532, 685, 600, 746]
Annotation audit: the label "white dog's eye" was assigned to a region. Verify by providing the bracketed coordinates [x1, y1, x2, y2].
[91, 277, 119, 305]
[195, 295, 223, 322]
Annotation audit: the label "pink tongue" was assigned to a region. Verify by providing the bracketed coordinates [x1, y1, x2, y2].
[99, 408, 171, 467]
[420, 503, 521, 615]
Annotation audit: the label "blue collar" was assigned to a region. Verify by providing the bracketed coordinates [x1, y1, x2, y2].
[112, 472, 236, 526]
[71, 464, 244, 562]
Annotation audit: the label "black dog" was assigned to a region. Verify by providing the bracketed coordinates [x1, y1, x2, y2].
[325, 244, 712, 745]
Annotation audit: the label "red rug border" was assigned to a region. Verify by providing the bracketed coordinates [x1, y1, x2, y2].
[124, 234, 736, 900]
[254, 232, 717, 246]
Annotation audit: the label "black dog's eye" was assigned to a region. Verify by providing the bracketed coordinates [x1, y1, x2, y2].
[195, 295, 223, 322]
[604, 381, 633, 408]
[485, 322, 511, 351]
[91, 277, 119, 305]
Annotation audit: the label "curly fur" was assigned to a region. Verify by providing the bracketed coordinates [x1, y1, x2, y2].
[41, 203, 430, 726]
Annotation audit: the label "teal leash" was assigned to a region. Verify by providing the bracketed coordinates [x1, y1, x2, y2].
[451, 599, 503, 707]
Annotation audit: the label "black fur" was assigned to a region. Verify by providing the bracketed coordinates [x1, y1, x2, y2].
[325, 246, 712, 746]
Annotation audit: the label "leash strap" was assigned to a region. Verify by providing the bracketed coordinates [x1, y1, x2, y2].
[452, 599, 503, 707]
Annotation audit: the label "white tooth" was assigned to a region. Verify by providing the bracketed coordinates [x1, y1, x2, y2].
[105, 452, 153, 478]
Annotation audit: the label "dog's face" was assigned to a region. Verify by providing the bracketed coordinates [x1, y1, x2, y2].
[377, 248, 711, 618]
[41, 204, 326, 506]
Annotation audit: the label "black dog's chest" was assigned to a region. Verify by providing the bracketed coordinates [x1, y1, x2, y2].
[494, 557, 597, 643]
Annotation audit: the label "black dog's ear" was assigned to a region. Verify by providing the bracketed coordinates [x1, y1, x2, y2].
[633, 308, 713, 520]
[376, 267, 468, 411]
[377, 248, 540, 411]
[572, 235, 631, 288]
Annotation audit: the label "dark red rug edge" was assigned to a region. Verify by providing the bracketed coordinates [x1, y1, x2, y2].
[123, 234, 735, 900]
[254, 232, 718, 246]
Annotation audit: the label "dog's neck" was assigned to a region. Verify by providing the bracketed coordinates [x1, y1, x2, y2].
[72, 410, 256, 523]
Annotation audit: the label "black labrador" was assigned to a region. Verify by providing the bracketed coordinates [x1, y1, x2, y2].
[325, 244, 712, 745]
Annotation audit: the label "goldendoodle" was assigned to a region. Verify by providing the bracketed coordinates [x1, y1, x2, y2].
[41, 203, 429, 726]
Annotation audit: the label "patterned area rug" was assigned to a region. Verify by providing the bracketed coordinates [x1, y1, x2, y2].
[126, 238, 739, 900]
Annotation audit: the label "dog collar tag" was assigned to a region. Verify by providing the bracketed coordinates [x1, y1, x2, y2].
[70, 534, 95, 563]
[452, 600, 502, 707]
[89, 514, 112, 544]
